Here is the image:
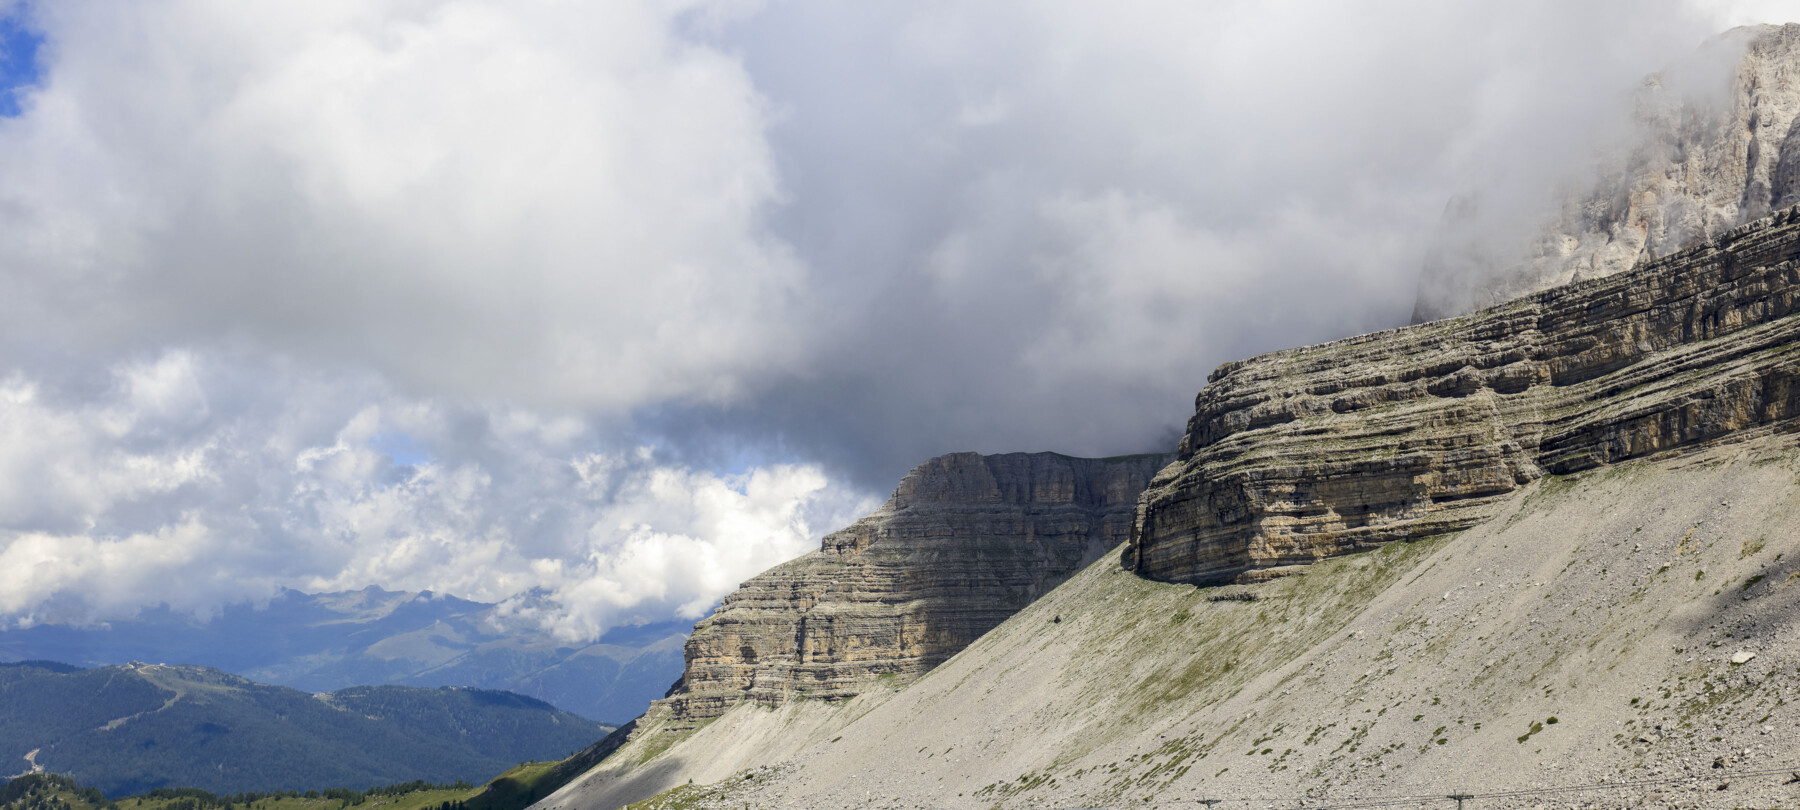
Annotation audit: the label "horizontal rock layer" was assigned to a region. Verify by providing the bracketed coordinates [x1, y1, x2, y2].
[550, 434, 1800, 810]
[1130, 204, 1800, 585]
[655, 451, 1171, 728]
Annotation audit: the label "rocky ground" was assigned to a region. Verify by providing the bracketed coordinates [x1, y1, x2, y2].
[540, 432, 1800, 809]
[533, 199, 1800, 810]
[643, 452, 1168, 735]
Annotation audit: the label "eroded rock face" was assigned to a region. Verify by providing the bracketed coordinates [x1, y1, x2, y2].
[1415, 23, 1800, 321]
[656, 451, 1170, 728]
[1132, 205, 1800, 585]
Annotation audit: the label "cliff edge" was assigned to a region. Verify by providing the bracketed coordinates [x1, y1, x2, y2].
[658, 451, 1169, 725]
[1130, 203, 1800, 586]
[539, 174, 1800, 810]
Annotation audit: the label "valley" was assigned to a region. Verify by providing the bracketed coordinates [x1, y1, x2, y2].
[0, 588, 686, 726]
[0, 662, 608, 797]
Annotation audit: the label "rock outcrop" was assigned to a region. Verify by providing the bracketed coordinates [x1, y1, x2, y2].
[1414, 23, 1800, 321]
[551, 432, 1800, 810]
[1130, 203, 1800, 585]
[655, 451, 1169, 728]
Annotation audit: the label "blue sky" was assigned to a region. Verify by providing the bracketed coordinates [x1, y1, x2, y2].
[368, 430, 432, 469]
[0, 6, 39, 118]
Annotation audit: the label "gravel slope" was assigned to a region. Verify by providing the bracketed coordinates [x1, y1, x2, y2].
[544, 433, 1800, 810]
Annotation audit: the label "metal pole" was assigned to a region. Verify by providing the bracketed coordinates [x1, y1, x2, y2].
[1447, 792, 1474, 810]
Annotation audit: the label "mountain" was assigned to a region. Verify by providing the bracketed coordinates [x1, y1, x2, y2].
[0, 661, 609, 797]
[1131, 204, 1800, 585]
[659, 451, 1170, 727]
[537, 206, 1800, 808]
[0, 588, 685, 725]
[1415, 23, 1800, 321]
[494, 451, 1170, 807]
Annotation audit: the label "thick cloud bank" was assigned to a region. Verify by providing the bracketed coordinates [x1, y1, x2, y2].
[0, 0, 1786, 634]
[0, 1, 800, 411]
[0, 351, 875, 637]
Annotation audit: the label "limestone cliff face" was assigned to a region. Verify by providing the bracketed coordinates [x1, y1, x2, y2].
[655, 451, 1169, 728]
[1131, 204, 1800, 585]
[1415, 23, 1800, 321]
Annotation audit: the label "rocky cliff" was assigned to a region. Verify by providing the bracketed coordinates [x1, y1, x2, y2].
[542, 200, 1800, 810]
[1129, 203, 1800, 586]
[1414, 23, 1800, 321]
[556, 433, 1800, 810]
[531, 152, 1800, 810]
[651, 451, 1169, 729]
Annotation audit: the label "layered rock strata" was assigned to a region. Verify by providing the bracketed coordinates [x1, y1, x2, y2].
[656, 451, 1169, 728]
[1415, 23, 1800, 320]
[550, 435, 1800, 810]
[1130, 204, 1800, 585]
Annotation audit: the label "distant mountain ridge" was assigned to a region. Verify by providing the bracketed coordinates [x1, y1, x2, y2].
[0, 587, 685, 725]
[0, 661, 610, 797]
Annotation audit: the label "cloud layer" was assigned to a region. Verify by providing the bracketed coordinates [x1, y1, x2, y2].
[0, 350, 875, 636]
[656, 0, 1739, 480]
[0, 0, 1784, 633]
[0, 0, 801, 412]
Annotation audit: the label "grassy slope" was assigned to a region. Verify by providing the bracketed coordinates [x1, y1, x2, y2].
[557, 434, 1800, 810]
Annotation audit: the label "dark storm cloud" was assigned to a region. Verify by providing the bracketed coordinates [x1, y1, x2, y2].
[658, 0, 1730, 488]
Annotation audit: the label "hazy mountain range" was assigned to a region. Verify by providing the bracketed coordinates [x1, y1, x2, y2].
[0, 588, 686, 725]
[0, 661, 610, 797]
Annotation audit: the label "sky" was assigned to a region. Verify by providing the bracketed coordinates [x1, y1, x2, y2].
[0, 0, 1793, 640]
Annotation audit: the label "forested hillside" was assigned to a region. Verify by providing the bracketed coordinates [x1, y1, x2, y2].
[0, 662, 608, 797]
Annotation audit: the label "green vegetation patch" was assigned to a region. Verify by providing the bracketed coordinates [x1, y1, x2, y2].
[622, 783, 731, 810]
[1107, 533, 1454, 721]
[0, 774, 481, 810]
[1516, 717, 1557, 744]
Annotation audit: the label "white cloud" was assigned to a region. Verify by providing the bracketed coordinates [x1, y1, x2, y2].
[500, 460, 872, 641]
[0, 0, 801, 412]
[1703, 0, 1800, 27]
[0, 517, 215, 620]
[0, 357, 216, 530]
[0, 352, 876, 636]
